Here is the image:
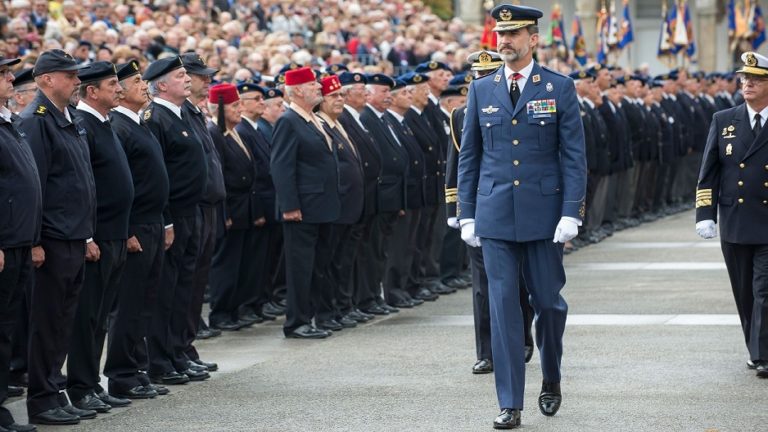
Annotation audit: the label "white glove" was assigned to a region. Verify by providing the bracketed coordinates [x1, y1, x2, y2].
[696, 220, 717, 239]
[447, 217, 460, 229]
[553, 217, 579, 243]
[460, 219, 482, 248]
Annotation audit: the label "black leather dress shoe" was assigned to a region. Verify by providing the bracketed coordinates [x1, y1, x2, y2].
[263, 301, 285, 316]
[210, 320, 243, 331]
[355, 309, 375, 321]
[337, 316, 358, 328]
[747, 359, 757, 370]
[316, 319, 343, 331]
[73, 393, 111, 413]
[97, 391, 131, 407]
[3, 423, 36, 432]
[148, 384, 169, 395]
[429, 282, 455, 295]
[346, 310, 369, 323]
[361, 305, 389, 315]
[62, 404, 97, 419]
[181, 368, 210, 381]
[473, 359, 493, 374]
[29, 408, 79, 425]
[493, 408, 521, 429]
[409, 297, 424, 306]
[7, 385, 23, 397]
[186, 360, 208, 373]
[286, 324, 330, 339]
[757, 361, 768, 378]
[524, 345, 534, 363]
[0, 425, 8, 432]
[193, 358, 218, 372]
[112, 385, 157, 399]
[238, 312, 264, 325]
[442, 276, 469, 289]
[150, 371, 189, 385]
[390, 300, 413, 309]
[380, 303, 399, 313]
[413, 288, 438, 301]
[538, 381, 562, 416]
[196, 327, 215, 339]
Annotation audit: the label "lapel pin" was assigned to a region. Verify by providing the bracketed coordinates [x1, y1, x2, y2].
[532, 74, 541, 83]
[494, 74, 501, 83]
[546, 82, 554, 92]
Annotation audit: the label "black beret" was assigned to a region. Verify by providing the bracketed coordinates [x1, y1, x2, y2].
[568, 69, 595, 81]
[264, 88, 283, 100]
[180, 52, 218, 76]
[78, 61, 117, 82]
[237, 82, 266, 96]
[414, 61, 451, 73]
[391, 78, 407, 92]
[367, 73, 395, 88]
[12, 68, 33, 87]
[338, 71, 367, 86]
[0, 56, 20, 68]
[326, 64, 349, 74]
[398, 72, 429, 86]
[142, 56, 183, 81]
[449, 73, 472, 86]
[33, 49, 88, 77]
[441, 85, 469, 98]
[116, 60, 141, 81]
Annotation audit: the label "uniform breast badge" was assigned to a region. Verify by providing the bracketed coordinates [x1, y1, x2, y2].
[526, 99, 557, 118]
[726, 143, 733, 156]
[481, 105, 500, 114]
[182, 131, 189, 137]
[545, 82, 554, 92]
[722, 125, 736, 139]
[532, 74, 541, 83]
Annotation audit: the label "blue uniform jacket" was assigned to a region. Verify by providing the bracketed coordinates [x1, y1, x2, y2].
[457, 62, 587, 242]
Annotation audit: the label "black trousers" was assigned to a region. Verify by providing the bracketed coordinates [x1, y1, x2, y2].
[268, 225, 286, 302]
[721, 241, 768, 361]
[209, 227, 269, 325]
[184, 206, 217, 363]
[0, 247, 31, 426]
[415, 204, 439, 281]
[26, 238, 86, 416]
[282, 222, 334, 334]
[440, 222, 466, 281]
[67, 239, 127, 402]
[353, 215, 381, 310]
[104, 224, 163, 392]
[148, 213, 200, 376]
[384, 210, 420, 304]
[9, 273, 29, 385]
[331, 223, 363, 317]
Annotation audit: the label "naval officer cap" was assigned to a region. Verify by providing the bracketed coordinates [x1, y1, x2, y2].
[116, 59, 142, 81]
[181, 52, 218, 76]
[142, 56, 184, 81]
[491, 4, 543, 32]
[467, 50, 504, 71]
[33, 49, 88, 77]
[78, 61, 117, 82]
[325, 64, 349, 75]
[12, 68, 34, 87]
[736, 51, 768, 77]
[414, 61, 451, 73]
[338, 71, 367, 86]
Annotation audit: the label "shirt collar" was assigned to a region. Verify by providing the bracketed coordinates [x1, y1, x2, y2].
[113, 105, 141, 124]
[583, 98, 595, 109]
[387, 109, 405, 123]
[289, 101, 317, 124]
[153, 97, 183, 119]
[505, 59, 534, 81]
[76, 100, 108, 122]
[241, 115, 259, 130]
[0, 106, 11, 122]
[745, 103, 768, 122]
[366, 103, 386, 119]
[428, 93, 439, 104]
[410, 106, 422, 115]
[317, 111, 340, 129]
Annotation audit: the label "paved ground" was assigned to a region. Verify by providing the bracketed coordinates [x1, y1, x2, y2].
[7, 209, 766, 431]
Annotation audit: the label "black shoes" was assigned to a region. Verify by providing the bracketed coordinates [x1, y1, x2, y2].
[210, 320, 243, 331]
[148, 384, 169, 395]
[61, 404, 96, 419]
[7, 385, 23, 397]
[472, 359, 494, 374]
[757, 361, 768, 378]
[286, 324, 330, 339]
[390, 300, 413, 309]
[361, 304, 389, 315]
[263, 301, 286, 316]
[747, 359, 757, 369]
[112, 385, 158, 399]
[150, 371, 189, 385]
[442, 276, 469, 289]
[493, 408, 521, 429]
[181, 368, 210, 381]
[73, 393, 111, 413]
[2, 423, 36, 432]
[192, 358, 218, 372]
[413, 287, 439, 301]
[29, 408, 80, 425]
[538, 381, 562, 416]
[97, 390, 131, 407]
[524, 345, 534, 363]
[337, 316, 358, 328]
[316, 319, 343, 331]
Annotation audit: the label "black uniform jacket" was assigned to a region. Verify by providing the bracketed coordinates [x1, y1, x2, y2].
[386, 111, 424, 210]
[360, 105, 408, 213]
[235, 117, 277, 224]
[405, 108, 441, 206]
[270, 104, 340, 224]
[696, 104, 768, 244]
[0, 113, 42, 248]
[17, 91, 96, 240]
[338, 108, 382, 217]
[319, 114, 364, 224]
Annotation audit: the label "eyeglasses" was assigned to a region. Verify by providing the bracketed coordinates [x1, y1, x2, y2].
[1, 69, 13, 78]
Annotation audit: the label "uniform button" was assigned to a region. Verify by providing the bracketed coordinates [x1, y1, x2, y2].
[765, 165, 768, 170]
[513, 180, 520, 186]
[539, 121, 545, 126]
[764, 200, 768, 205]
[765, 182, 768, 187]
[513, 140, 519, 145]
[414, 161, 419, 165]
[364, 162, 369, 167]
[513, 160, 519, 166]
[486, 122, 491, 127]
[740, 163, 746, 168]
[393, 157, 397, 161]
[738, 198, 744, 204]
[241, 176, 247, 180]
[436, 171, 440, 175]
[738, 181, 744, 186]
[428, 146, 433, 151]
[512, 119, 518, 125]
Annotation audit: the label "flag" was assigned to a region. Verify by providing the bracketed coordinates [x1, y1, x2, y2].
[658, 1, 674, 59]
[548, 4, 568, 59]
[618, 0, 634, 49]
[596, 5, 609, 63]
[607, 2, 620, 49]
[480, 7, 497, 50]
[728, 0, 737, 39]
[682, 1, 696, 58]
[750, 2, 767, 49]
[571, 15, 587, 66]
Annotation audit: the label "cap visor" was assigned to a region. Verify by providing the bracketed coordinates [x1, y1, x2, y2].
[190, 67, 219, 76]
[736, 66, 768, 76]
[0, 58, 21, 67]
[492, 21, 536, 32]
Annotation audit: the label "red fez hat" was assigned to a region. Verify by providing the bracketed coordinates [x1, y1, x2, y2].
[208, 83, 239, 105]
[321, 75, 342, 96]
[285, 66, 316, 86]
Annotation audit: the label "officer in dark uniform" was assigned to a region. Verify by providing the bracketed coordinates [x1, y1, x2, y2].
[336, 72, 384, 319]
[258, 87, 283, 140]
[179, 52, 224, 373]
[66, 61, 135, 414]
[360, 73, 409, 313]
[316, 74, 366, 328]
[696, 51, 768, 379]
[104, 60, 169, 400]
[17, 49, 97, 425]
[647, 79, 677, 215]
[207, 83, 266, 330]
[0, 54, 42, 432]
[270, 67, 340, 339]
[142, 56, 210, 385]
[457, 5, 587, 428]
[10, 68, 35, 116]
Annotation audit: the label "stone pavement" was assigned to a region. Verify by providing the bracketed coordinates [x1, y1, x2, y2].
[7, 210, 765, 431]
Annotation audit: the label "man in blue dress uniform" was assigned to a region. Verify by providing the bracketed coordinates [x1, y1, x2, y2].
[457, 4, 587, 429]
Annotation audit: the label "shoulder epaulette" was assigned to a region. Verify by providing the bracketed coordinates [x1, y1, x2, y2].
[143, 109, 152, 121]
[34, 105, 47, 116]
[541, 65, 569, 79]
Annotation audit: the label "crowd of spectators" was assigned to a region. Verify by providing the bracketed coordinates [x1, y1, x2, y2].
[0, 0, 485, 82]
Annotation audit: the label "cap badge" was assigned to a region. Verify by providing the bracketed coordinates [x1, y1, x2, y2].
[746, 53, 758, 67]
[132, 61, 139, 71]
[413, 75, 422, 83]
[479, 52, 492, 64]
[354, 74, 361, 82]
[499, 9, 513, 21]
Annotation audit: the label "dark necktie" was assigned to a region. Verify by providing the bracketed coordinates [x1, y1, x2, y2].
[754, 113, 762, 137]
[509, 72, 522, 109]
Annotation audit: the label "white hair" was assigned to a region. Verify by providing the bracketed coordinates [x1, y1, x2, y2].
[148, 74, 171, 96]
